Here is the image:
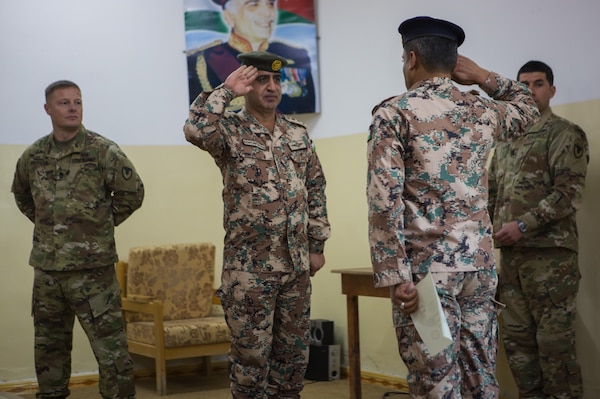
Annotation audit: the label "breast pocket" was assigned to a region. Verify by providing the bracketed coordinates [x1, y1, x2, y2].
[232, 147, 279, 207]
[288, 148, 310, 181]
[69, 162, 105, 203]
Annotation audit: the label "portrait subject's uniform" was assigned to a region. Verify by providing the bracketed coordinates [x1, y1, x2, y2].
[187, 34, 316, 114]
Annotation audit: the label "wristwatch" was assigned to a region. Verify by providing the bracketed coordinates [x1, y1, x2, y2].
[517, 220, 527, 233]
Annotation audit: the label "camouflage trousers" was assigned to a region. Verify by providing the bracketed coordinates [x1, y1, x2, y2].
[217, 269, 312, 399]
[498, 247, 582, 399]
[394, 269, 503, 399]
[32, 266, 135, 399]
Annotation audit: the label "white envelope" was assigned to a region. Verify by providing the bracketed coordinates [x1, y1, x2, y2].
[410, 271, 453, 355]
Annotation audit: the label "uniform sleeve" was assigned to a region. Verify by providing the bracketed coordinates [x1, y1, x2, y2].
[479, 72, 540, 140]
[11, 153, 36, 223]
[366, 105, 411, 288]
[183, 85, 236, 163]
[105, 145, 144, 226]
[306, 145, 330, 254]
[519, 125, 588, 231]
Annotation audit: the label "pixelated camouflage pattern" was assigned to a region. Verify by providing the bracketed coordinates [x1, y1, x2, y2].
[217, 270, 311, 398]
[183, 85, 330, 274]
[498, 247, 582, 399]
[33, 267, 135, 399]
[367, 73, 539, 288]
[184, 85, 328, 398]
[11, 127, 144, 271]
[394, 270, 502, 399]
[488, 109, 589, 252]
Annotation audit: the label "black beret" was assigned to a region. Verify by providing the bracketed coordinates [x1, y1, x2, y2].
[237, 51, 289, 73]
[398, 16, 465, 47]
[212, 0, 228, 7]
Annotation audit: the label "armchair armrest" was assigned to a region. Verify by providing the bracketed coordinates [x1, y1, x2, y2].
[121, 297, 166, 351]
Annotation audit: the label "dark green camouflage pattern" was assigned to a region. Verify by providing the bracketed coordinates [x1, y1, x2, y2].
[488, 109, 589, 251]
[12, 127, 144, 271]
[33, 267, 135, 399]
[12, 126, 142, 399]
[498, 247, 582, 399]
[489, 109, 587, 398]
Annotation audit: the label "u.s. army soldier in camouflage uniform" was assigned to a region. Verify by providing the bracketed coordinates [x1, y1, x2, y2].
[11, 80, 144, 399]
[184, 51, 330, 399]
[489, 61, 588, 399]
[367, 17, 539, 398]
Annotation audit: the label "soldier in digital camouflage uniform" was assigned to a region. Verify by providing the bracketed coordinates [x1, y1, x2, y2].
[183, 51, 330, 399]
[11, 80, 144, 399]
[367, 17, 539, 398]
[488, 61, 588, 399]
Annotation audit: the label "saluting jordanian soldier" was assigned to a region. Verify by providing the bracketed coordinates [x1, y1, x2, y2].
[184, 51, 330, 399]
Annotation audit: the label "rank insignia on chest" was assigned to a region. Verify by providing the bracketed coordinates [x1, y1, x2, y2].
[288, 141, 307, 151]
[242, 139, 267, 150]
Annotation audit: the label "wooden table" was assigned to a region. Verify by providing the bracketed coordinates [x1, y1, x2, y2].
[331, 268, 389, 399]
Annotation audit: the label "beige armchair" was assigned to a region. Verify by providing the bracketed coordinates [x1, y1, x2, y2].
[116, 242, 230, 396]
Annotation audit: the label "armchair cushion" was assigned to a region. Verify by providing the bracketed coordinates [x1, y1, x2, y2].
[127, 316, 230, 348]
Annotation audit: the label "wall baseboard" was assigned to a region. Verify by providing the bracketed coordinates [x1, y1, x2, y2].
[0, 363, 409, 394]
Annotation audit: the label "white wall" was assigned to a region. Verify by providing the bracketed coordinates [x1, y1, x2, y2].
[1, 0, 599, 396]
[1, 0, 599, 145]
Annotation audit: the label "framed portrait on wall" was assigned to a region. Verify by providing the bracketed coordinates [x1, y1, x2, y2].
[184, 0, 320, 114]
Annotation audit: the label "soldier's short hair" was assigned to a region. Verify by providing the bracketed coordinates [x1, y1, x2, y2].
[45, 80, 80, 101]
[404, 36, 458, 74]
[518, 61, 554, 86]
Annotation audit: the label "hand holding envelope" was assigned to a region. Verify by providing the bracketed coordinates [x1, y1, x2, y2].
[410, 272, 453, 355]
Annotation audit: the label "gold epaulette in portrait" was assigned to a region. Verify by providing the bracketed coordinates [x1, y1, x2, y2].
[185, 39, 223, 56]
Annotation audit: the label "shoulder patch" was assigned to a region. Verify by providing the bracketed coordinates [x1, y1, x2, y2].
[574, 142, 585, 159]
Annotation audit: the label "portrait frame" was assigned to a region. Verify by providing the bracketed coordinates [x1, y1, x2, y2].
[184, 0, 320, 114]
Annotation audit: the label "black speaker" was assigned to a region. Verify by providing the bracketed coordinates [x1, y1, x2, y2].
[305, 344, 341, 381]
[310, 319, 334, 346]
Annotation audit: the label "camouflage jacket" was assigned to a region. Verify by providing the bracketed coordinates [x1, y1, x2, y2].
[488, 109, 588, 251]
[11, 127, 144, 271]
[367, 73, 539, 287]
[184, 85, 330, 273]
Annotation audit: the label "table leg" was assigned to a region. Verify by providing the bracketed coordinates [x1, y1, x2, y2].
[347, 294, 361, 399]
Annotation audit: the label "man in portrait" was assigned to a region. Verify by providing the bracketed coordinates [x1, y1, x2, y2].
[186, 0, 318, 114]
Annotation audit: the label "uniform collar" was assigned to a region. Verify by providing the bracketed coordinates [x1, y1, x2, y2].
[48, 125, 87, 156]
[528, 107, 553, 133]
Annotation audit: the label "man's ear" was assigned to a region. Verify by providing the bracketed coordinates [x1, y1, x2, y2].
[407, 50, 418, 70]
